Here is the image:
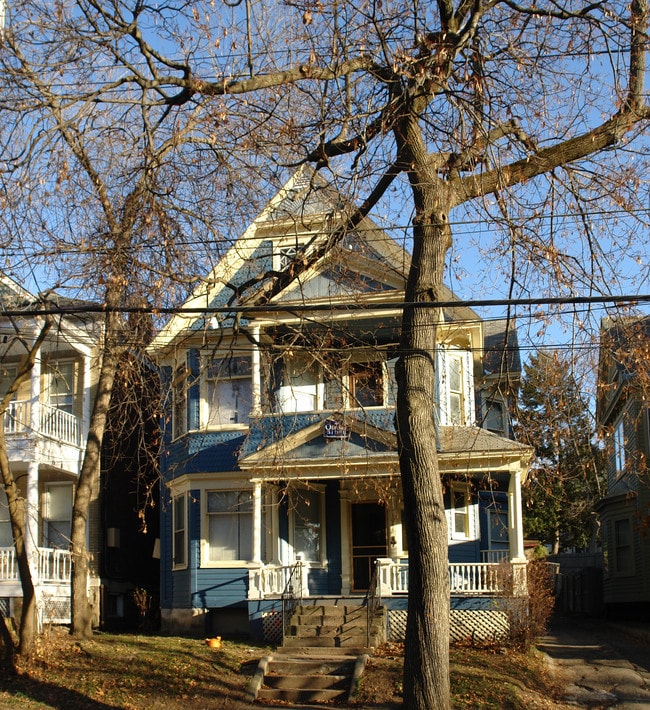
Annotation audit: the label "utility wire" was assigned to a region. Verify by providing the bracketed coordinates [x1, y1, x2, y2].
[3, 292, 650, 318]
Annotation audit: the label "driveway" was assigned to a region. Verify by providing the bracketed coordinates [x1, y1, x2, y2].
[539, 615, 650, 708]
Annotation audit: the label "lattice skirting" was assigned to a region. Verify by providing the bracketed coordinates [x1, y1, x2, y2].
[387, 609, 510, 644]
[0, 598, 9, 617]
[262, 610, 283, 645]
[39, 595, 71, 625]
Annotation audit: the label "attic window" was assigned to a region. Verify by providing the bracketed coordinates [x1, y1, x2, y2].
[278, 245, 298, 271]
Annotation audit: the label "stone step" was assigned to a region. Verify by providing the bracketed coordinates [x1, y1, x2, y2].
[273, 645, 370, 657]
[263, 673, 348, 690]
[266, 658, 355, 675]
[283, 635, 337, 647]
[293, 606, 364, 620]
[256, 687, 347, 703]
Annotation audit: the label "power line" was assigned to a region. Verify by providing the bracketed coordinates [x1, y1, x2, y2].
[3, 291, 650, 319]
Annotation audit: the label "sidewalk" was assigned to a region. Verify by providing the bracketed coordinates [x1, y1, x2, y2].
[539, 615, 650, 708]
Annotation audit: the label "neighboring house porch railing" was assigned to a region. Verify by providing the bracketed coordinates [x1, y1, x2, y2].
[0, 547, 73, 584]
[3, 400, 81, 447]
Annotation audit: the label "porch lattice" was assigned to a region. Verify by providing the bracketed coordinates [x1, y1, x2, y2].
[262, 610, 283, 645]
[387, 609, 510, 643]
[39, 594, 71, 625]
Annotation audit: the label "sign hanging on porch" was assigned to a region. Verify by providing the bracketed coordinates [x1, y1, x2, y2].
[323, 419, 350, 440]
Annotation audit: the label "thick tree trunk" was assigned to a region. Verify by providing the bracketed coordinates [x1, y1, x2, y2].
[0, 428, 37, 658]
[70, 315, 123, 638]
[396, 167, 455, 709]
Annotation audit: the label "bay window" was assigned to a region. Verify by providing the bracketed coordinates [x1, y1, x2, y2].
[206, 490, 253, 562]
[205, 356, 252, 427]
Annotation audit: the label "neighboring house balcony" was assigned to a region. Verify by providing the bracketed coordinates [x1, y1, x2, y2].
[4, 399, 82, 448]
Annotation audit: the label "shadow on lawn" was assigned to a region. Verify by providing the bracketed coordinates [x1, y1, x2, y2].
[0, 674, 122, 709]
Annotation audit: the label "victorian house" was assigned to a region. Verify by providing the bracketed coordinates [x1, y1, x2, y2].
[151, 169, 532, 641]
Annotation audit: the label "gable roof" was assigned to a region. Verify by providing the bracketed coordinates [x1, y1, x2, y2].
[151, 168, 484, 353]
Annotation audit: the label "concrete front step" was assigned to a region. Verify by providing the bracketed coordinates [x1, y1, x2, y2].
[266, 659, 355, 675]
[264, 673, 349, 690]
[273, 645, 371, 657]
[256, 687, 347, 703]
[249, 601, 382, 704]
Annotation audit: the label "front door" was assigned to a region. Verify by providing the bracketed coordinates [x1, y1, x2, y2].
[351, 502, 387, 592]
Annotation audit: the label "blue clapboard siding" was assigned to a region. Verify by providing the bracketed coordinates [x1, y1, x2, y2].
[193, 569, 250, 608]
[448, 539, 481, 563]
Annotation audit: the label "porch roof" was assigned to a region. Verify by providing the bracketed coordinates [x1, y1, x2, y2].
[239, 418, 531, 482]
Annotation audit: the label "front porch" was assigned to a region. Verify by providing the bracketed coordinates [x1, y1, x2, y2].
[247, 558, 528, 645]
[0, 546, 72, 624]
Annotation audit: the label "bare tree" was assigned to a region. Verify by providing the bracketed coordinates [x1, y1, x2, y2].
[0, 5, 247, 639]
[0, 308, 51, 662]
[2, 1, 648, 706]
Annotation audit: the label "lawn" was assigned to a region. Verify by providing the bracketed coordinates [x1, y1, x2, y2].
[0, 629, 570, 709]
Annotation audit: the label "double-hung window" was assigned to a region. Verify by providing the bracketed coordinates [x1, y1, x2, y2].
[172, 364, 189, 439]
[47, 361, 75, 414]
[614, 517, 633, 575]
[483, 398, 506, 435]
[276, 355, 321, 413]
[450, 483, 471, 540]
[0, 365, 18, 433]
[172, 494, 187, 569]
[206, 491, 253, 562]
[206, 356, 252, 427]
[349, 361, 384, 408]
[0, 489, 11, 547]
[437, 347, 475, 426]
[613, 417, 626, 476]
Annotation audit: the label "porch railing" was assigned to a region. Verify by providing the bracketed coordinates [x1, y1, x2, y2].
[0, 547, 72, 584]
[377, 559, 514, 596]
[481, 549, 510, 563]
[281, 559, 306, 643]
[3, 400, 81, 447]
[251, 558, 525, 599]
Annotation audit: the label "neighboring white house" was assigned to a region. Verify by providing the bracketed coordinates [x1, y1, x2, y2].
[0, 274, 103, 624]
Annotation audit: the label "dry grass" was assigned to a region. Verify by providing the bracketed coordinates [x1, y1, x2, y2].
[0, 629, 571, 709]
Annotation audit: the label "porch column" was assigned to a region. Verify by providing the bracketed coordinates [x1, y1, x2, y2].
[25, 349, 41, 572]
[25, 460, 40, 577]
[252, 481, 262, 563]
[82, 353, 92, 444]
[250, 324, 262, 416]
[29, 344, 41, 436]
[508, 469, 525, 561]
